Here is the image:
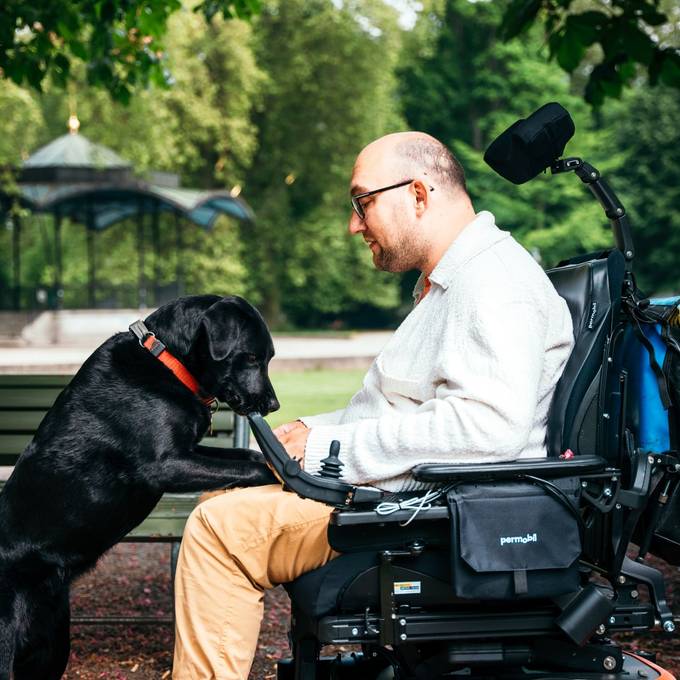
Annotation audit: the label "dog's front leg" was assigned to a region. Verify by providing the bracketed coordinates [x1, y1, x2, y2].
[192, 445, 268, 465]
[157, 452, 277, 493]
[0, 594, 16, 680]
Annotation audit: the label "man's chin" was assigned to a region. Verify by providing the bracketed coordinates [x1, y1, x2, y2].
[374, 252, 410, 273]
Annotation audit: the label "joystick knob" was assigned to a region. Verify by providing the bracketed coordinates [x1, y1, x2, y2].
[318, 440, 343, 479]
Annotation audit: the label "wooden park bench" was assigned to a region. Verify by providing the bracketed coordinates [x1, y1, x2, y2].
[0, 373, 250, 624]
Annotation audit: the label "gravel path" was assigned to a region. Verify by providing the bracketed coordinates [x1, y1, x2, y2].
[62, 543, 680, 679]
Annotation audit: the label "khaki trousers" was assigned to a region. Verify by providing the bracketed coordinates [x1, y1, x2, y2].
[173, 484, 337, 679]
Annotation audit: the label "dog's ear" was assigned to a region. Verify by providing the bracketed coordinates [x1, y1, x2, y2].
[199, 298, 243, 361]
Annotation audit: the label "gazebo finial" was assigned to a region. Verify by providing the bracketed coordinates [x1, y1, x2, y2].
[67, 113, 80, 135]
[67, 85, 80, 135]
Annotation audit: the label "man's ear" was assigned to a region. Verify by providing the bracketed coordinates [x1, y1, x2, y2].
[412, 179, 429, 216]
[199, 298, 243, 361]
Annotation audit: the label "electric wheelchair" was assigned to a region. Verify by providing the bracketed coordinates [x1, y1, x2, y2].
[248, 103, 680, 680]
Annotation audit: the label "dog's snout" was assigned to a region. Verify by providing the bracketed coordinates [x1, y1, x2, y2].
[263, 396, 280, 414]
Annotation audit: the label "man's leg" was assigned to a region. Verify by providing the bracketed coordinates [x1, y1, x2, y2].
[173, 484, 336, 679]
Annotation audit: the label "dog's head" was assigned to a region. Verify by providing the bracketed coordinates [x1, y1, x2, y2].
[188, 296, 279, 416]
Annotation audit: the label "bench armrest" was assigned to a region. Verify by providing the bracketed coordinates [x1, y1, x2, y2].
[411, 455, 608, 482]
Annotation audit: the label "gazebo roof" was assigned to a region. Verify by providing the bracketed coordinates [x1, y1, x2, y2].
[17, 182, 254, 229]
[6, 124, 253, 229]
[23, 132, 131, 170]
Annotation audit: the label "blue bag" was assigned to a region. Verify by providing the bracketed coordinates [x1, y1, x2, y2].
[622, 296, 680, 453]
[619, 296, 680, 563]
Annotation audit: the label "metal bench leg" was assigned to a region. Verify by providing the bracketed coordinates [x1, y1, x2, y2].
[171, 540, 181, 622]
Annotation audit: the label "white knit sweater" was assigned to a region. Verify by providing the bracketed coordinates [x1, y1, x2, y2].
[300, 211, 574, 492]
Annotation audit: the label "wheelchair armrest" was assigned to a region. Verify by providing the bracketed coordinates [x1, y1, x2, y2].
[411, 455, 608, 482]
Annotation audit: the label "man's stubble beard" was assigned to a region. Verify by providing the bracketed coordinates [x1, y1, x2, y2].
[375, 212, 429, 273]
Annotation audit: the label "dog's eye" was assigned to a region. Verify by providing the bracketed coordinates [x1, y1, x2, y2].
[247, 353, 258, 364]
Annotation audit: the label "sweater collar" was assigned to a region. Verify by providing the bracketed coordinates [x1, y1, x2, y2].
[412, 211, 508, 300]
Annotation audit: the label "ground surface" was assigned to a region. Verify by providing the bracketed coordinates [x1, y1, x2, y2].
[61, 543, 680, 679]
[64, 543, 290, 679]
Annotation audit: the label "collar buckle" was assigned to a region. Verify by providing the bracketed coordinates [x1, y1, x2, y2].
[129, 320, 154, 347]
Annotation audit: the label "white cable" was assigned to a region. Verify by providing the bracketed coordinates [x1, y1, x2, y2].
[375, 488, 446, 526]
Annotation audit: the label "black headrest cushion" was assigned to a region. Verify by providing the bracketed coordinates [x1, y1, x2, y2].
[484, 103, 575, 185]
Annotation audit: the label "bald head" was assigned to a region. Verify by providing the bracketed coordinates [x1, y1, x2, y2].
[356, 132, 467, 198]
[349, 131, 475, 276]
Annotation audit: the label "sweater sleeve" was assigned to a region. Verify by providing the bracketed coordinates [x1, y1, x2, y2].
[303, 290, 548, 484]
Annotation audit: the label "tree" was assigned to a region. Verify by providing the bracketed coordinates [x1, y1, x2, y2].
[241, 0, 406, 326]
[607, 85, 680, 294]
[0, 0, 262, 103]
[501, 0, 680, 107]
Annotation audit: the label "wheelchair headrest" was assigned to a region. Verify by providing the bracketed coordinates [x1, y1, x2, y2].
[484, 103, 575, 185]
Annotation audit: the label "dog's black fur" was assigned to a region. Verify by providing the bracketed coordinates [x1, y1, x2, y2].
[0, 294, 280, 679]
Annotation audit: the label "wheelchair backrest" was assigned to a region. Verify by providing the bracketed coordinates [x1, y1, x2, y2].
[545, 250, 625, 457]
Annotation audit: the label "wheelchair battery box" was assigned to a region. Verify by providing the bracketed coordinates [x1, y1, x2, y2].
[447, 479, 582, 600]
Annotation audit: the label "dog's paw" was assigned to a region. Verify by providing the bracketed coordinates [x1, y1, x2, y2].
[246, 462, 279, 487]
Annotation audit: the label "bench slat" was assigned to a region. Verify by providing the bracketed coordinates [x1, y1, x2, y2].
[0, 411, 46, 432]
[0, 434, 32, 456]
[0, 375, 71, 387]
[126, 494, 201, 538]
[0, 388, 65, 409]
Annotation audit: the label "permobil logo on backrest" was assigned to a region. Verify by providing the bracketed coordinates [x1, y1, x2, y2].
[499, 533, 538, 546]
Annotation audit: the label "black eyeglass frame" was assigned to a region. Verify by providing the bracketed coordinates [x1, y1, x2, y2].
[351, 179, 415, 221]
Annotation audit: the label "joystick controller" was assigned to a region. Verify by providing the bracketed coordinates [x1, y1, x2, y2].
[318, 440, 343, 480]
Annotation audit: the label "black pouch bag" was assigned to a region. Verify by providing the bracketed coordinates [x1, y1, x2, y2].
[447, 478, 582, 600]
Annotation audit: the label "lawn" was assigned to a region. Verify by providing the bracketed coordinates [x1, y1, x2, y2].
[265, 368, 365, 429]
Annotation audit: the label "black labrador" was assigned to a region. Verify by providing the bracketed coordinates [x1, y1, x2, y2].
[0, 294, 280, 680]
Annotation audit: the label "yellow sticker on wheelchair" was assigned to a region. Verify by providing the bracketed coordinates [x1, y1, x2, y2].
[393, 581, 421, 595]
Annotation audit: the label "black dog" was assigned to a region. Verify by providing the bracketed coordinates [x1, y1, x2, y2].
[0, 294, 279, 679]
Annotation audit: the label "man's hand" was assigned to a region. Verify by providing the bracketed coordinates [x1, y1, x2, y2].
[273, 420, 310, 464]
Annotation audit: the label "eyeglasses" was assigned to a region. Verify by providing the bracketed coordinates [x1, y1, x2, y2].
[350, 179, 414, 221]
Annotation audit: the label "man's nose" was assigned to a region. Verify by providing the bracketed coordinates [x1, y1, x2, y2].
[348, 210, 365, 235]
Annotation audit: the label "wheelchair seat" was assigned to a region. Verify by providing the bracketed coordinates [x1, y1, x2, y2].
[278, 249, 676, 679]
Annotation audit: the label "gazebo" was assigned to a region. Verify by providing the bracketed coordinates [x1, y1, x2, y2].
[1, 115, 254, 310]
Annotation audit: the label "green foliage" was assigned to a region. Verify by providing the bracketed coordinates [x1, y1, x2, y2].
[0, 81, 44, 164]
[34, 10, 263, 187]
[500, 0, 680, 107]
[0, 0, 262, 103]
[606, 85, 680, 294]
[240, 0, 406, 325]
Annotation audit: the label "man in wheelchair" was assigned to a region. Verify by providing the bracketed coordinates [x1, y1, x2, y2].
[173, 106, 680, 680]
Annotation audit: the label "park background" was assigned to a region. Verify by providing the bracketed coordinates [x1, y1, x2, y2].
[2, 0, 680, 329]
[1, 0, 680, 677]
